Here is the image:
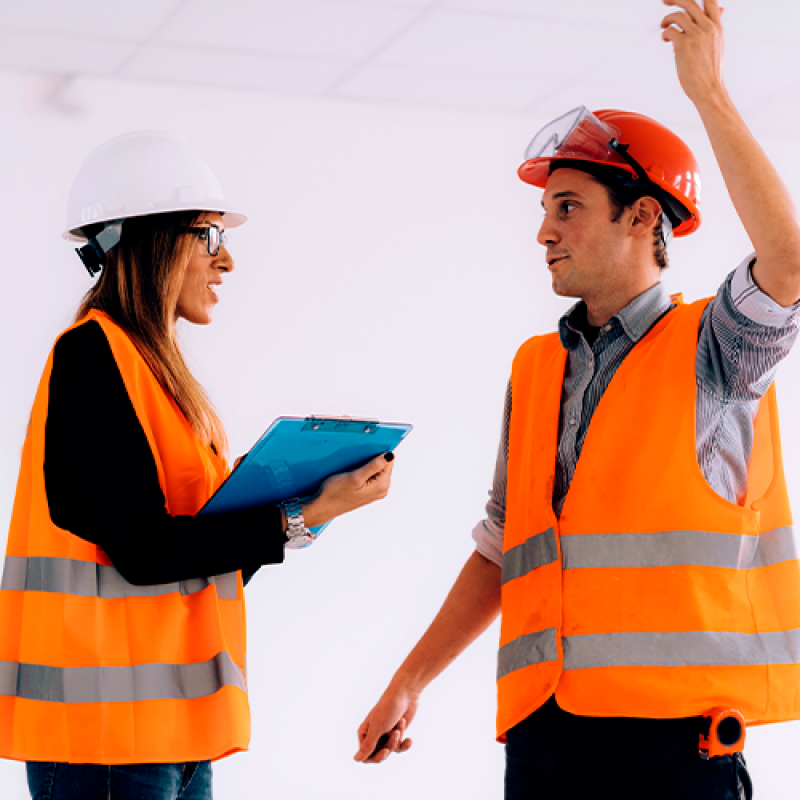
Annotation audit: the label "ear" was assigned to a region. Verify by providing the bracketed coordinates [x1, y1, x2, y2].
[628, 196, 662, 239]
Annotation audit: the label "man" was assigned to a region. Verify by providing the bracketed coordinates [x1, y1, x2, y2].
[354, 1, 800, 798]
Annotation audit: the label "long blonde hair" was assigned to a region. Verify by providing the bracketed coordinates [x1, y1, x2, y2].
[76, 211, 228, 455]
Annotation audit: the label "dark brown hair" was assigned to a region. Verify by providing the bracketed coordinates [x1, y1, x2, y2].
[549, 160, 669, 270]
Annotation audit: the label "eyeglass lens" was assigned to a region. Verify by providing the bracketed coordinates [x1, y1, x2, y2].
[189, 225, 226, 256]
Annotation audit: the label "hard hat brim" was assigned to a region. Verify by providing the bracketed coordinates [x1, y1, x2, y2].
[519, 155, 701, 238]
[64, 206, 248, 242]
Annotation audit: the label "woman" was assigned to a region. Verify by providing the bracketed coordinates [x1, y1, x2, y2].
[0, 131, 394, 799]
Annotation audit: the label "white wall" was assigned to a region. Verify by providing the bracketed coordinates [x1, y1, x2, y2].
[1, 68, 800, 798]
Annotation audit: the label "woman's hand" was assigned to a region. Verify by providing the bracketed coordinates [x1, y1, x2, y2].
[302, 453, 395, 529]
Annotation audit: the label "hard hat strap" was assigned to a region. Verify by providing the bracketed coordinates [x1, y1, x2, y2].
[609, 140, 648, 183]
[609, 140, 684, 239]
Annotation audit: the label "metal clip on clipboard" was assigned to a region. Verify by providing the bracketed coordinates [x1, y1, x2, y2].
[302, 416, 380, 434]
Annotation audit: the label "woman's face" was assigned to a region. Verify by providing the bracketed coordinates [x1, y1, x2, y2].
[175, 211, 234, 325]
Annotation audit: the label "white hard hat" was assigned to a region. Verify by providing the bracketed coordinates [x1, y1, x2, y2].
[64, 130, 247, 242]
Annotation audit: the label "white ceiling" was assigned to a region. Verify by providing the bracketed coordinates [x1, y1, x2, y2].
[1, 0, 799, 131]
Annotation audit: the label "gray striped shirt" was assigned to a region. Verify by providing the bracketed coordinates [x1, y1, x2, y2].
[473, 255, 800, 566]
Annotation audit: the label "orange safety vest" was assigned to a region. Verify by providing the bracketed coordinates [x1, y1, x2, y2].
[498, 297, 800, 740]
[0, 310, 249, 764]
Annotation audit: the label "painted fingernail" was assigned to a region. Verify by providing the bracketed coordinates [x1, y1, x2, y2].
[384, 452, 394, 462]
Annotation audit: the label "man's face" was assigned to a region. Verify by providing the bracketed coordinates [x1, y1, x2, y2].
[537, 168, 630, 300]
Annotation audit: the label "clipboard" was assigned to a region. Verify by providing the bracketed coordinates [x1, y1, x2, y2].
[199, 416, 412, 534]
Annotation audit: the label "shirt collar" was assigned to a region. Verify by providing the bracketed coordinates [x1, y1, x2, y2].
[558, 281, 673, 349]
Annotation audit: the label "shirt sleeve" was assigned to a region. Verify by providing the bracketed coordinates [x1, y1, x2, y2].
[729, 254, 800, 327]
[697, 254, 800, 403]
[695, 255, 800, 503]
[472, 380, 510, 567]
[44, 320, 286, 586]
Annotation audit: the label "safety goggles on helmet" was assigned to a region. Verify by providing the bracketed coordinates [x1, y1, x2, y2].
[524, 106, 626, 164]
[524, 106, 692, 244]
[185, 224, 227, 257]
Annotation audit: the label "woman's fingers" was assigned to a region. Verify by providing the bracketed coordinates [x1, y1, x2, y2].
[356, 453, 394, 493]
[309, 452, 396, 525]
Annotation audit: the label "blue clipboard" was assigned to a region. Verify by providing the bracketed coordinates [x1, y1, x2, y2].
[199, 416, 412, 534]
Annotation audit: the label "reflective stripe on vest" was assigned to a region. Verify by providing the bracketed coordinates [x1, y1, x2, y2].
[502, 524, 797, 585]
[0, 651, 246, 703]
[564, 629, 800, 669]
[497, 627, 800, 679]
[1, 555, 238, 600]
[497, 298, 800, 737]
[561, 525, 797, 570]
[497, 629, 557, 680]
[501, 528, 558, 584]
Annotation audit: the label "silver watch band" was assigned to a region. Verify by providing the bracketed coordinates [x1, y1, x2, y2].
[283, 499, 317, 549]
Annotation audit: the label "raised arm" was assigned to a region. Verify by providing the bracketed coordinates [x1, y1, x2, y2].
[662, 0, 800, 307]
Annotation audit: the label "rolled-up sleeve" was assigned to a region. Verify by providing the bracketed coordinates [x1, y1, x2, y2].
[730, 253, 800, 327]
[698, 254, 800, 403]
[472, 380, 511, 567]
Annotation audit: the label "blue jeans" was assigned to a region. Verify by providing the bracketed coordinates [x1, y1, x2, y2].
[504, 697, 752, 800]
[26, 761, 212, 800]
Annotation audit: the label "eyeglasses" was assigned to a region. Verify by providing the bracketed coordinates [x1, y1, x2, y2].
[184, 224, 227, 257]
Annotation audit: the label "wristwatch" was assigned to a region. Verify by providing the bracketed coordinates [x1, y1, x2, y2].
[282, 499, 317, 549]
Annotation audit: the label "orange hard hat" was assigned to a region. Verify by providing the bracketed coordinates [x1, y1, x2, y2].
[518, 107, 701, 237]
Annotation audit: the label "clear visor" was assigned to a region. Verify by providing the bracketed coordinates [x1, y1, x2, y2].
[524, 106, 625, 165]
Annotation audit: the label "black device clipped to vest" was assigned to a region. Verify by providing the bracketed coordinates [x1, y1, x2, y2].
[698, 707, 745, 759]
